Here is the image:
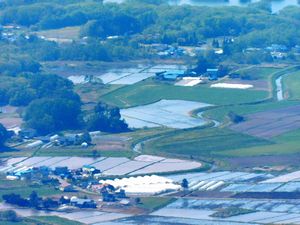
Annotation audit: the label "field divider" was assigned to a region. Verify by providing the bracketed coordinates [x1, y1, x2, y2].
[99, 158, 131, 172]
[126, 158, 166, 176]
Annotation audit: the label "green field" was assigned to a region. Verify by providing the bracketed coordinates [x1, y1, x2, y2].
[101, 80, 269, 108]
[0, 222, 31, 225]
[203, 100, 299, 122]
[219, 128, 300, 157]
[0, 185, 60, 201]
[29, 216, 83, 225]
[0, 176, 61, 201]
[235, 66, 281, 81]
[34, 147, 134, 158]
[139, 197, 175, 211]
[143, 127, 271, 159]
[0, 216, 83, 225]
[34, 26, 80, 40]
[283, 71, 300, 100]
[139, 125, 300, 168]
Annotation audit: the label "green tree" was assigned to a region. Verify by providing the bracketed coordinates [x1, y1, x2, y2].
[29, 191, 39, 209]
[181, 178, 189, 189]
[86, 102, 128, 133]
[0, 210, 19, 222]
[24, 98, 81, 135]
[0, 123, 9, 146]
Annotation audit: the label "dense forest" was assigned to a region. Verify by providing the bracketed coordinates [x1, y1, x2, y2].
[1, 0, 300, 62]
[1, 0, 300, 135]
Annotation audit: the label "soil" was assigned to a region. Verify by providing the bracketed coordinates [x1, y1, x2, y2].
[230, 104, 300, 138]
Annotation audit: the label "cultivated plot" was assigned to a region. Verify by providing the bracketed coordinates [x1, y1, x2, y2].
[0, 203, 132, 224]
[91, 157, 130, 172]
[50, 157, 103, 170]
[2, 155, 202, 175]
[130, 159, 202, 175]
[263, 170, 300, 183]
[121, 99, 212, 129]
[153, 198, 300, 224]
[103, 160, 153, 176]
[67, 64, 187, 85]
[230, 104, 300, 138]
[166, 171, 272, 183]
[100, 215, 259, 225]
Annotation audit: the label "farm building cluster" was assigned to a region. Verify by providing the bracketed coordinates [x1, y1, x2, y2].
[65, 63, 232, 88]
[4, 161, 300, 224]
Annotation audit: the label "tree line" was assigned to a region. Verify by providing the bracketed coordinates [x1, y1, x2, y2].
[0, 61, 129, 138]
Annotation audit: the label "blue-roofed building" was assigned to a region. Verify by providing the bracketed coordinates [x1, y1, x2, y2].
[206, 68, 219, 80]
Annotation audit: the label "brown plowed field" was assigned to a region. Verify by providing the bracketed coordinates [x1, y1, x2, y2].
[230, 104, 300, 138]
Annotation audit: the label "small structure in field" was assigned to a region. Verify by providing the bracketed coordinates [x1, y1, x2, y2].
[156, 70, 186, 81]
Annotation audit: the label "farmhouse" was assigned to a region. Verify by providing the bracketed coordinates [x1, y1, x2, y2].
[70, 197, 97, 208]
[19, 128, 37, 139]
[54, 167, 69, 176]
[60, 184, 76, 192]
[206, 68, 219, 80]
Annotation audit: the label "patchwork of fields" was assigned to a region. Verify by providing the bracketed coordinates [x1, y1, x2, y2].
[0, 155, 202, 176]
[150, 198, 300, 224]
[66, 64, 187, 85]
[143, 127, 271, 158]
[0, 203, 133, 224]
[102, 80, 269, 108]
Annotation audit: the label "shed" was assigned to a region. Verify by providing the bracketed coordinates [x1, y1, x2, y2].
[157, 70, 186, 80]
[19, 128, 37, 139]
[206, 68, 219, 80]
[70, 197, 97, 208]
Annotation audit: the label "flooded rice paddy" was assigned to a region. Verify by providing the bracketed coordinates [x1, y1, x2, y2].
[67, 64, 187, 85]
[0, 155, 202, 176]
[121, 99, 212, 129]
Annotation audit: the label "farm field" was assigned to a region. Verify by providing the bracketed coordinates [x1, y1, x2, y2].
[0, 106, 23, 130]
[34, 26, 81, 41]
[230, 104, 300, 138]
[214, 128, 300, 159]
[34, 147, 134, 158]
[166, 171, 272, 184]
[146, 198, 300, 224]
[139, 197, 174, 211]
[121, 99, 212, 129]
[0, 175, 60, 201]
[202, 100, 299, 122]
[283, 70, 300, 100]
[0, 155, 202, 176]
[235, 66, 282, 81]
[46, 62, 186, 85]
[143, 127, 271, 159]
[101, 215, 257, 225]
[140, 125, 300, 169]
[0, 203, 133, 224]
[101, 79, 269, 108]
[29, 216, 84, 225]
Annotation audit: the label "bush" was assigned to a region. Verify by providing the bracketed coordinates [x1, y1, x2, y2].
[228, 111, 245, 124]
[0, 210, 20, 222]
